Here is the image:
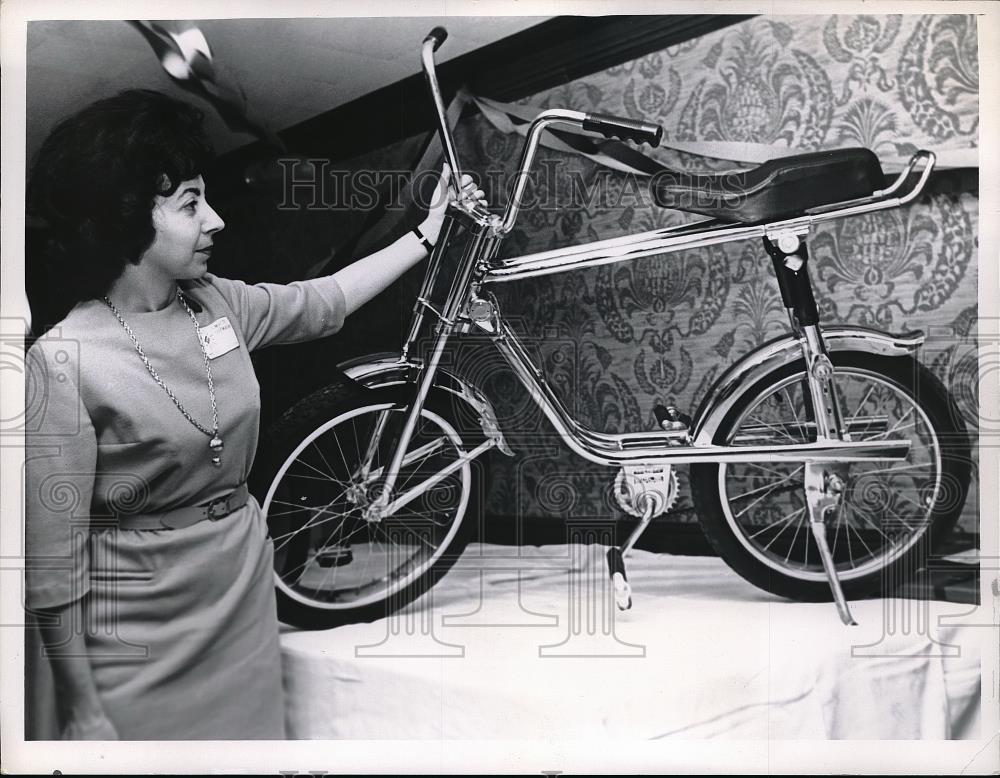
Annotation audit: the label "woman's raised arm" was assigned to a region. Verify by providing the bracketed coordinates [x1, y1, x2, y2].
[333, 163, 484, 316]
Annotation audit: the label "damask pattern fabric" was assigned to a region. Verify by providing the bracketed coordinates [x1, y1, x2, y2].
[458, 14, 979, 532]
[530, 15, 978, 170]
[231, 15, 979, 535]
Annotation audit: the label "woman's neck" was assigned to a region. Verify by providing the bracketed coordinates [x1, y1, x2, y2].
[106, 265, 177, 313]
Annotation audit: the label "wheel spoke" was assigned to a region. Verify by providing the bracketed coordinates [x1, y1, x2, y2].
[284, 471, 352, 486]
[289, 457, 346, 482]
[859, 462, 934, 476]
[271, 484, 355, 551]
[749, 505, 805, 541]
[395, 434, 448, 493]
[311, 440, 338, 481]
[785, 386, 809, 440]
[711, 363, 953, 586]
[741, 462, 796, 479]
[263, 401, 470, 613]
[844, 503, 893, 544]
[848, 384, 878, 424]
[732, 465, 804, 517]
[832, 499, 843, 558]
[784, 507, 807, 564]
[869, 408, 915, 440]
[887, 487, 932, 519]
[271, 504, 350, 549]
[880, 500, 919, 533]
[744, 413, 800, 443]
[843, 505, 876, 559]
[267, 498, 336, 519]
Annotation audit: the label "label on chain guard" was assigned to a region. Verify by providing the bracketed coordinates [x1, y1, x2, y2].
[616, 465, 678, 517]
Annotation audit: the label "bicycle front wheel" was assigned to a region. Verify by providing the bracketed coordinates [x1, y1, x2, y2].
[256, 384, 475, 628]
[690, 352, 971, 601]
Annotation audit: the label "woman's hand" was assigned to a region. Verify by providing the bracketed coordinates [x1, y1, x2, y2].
[62, 707, 119, 740]
[334, 162, 487, 316]
[419, 162, 487, 246]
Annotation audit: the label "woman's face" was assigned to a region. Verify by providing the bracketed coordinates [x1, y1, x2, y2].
[140, 175, 225, 280]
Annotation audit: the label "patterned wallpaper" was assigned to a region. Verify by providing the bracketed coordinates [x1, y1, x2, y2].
[226, 15, 979, 535]
[531, 15, 978, 169]
[458, 14, 980, 533]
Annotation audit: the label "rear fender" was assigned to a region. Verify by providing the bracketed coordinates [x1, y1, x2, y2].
[692, 327, 925, 445]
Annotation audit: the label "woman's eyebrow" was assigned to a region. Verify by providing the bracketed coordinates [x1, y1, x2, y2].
[179, 186, 202, 198]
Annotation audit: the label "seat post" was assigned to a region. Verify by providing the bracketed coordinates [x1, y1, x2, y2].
[763, 233, 858, 626]
[763, 233, 818, 329]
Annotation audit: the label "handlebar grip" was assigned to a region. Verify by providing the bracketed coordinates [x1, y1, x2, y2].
[425, 26, 448, 52]
[582, 112, 663, 146]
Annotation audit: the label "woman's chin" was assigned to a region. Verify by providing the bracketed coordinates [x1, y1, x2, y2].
[183, 258, 210, 278]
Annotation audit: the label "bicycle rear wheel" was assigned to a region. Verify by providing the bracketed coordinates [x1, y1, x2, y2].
[690, 352, 971, 601]
[254, 384, 475, 628]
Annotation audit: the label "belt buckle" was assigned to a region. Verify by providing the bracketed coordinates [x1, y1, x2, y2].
[204, 494, 232, 521]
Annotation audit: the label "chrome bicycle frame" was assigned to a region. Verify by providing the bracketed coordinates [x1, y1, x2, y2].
[366, 30, 936, 520]
[367, 151, 935, 514]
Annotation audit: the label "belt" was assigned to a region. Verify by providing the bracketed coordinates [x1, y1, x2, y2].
[116, 483, 250, 530]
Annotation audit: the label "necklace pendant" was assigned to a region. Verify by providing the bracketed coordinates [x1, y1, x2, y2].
[210, 436, 224, 452]
[211, 455, 222, 467]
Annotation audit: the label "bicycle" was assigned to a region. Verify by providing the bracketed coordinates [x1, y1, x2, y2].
[251, 27, 972, 630]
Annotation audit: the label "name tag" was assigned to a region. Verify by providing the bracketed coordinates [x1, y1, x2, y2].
[198, 317, 239, 359]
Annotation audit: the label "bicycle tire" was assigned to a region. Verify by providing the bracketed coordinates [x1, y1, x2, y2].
[690, 351, 972, 601]
[251, 381, 480, 629]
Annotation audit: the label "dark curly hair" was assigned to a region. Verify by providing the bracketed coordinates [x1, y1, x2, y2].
[27, 89, 215, 305]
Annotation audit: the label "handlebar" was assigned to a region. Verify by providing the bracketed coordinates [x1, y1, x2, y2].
[420, 26, 664, 235]
[582, 112, 663, 146]
[424, 26, 448, 52]
[421, 28, 465, 204]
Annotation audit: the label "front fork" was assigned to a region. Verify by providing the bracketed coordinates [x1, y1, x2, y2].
[364, 218, 497, 521]
[765, 233, 857, 625]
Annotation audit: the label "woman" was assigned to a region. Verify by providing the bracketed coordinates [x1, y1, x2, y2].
[24, 89, 484, 740]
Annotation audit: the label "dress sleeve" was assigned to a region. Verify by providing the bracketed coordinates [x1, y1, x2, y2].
[24, 338, 96, 611]
[204, 273, 347, 352]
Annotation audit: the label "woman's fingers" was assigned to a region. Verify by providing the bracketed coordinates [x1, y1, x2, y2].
[438, 166, 489, 208]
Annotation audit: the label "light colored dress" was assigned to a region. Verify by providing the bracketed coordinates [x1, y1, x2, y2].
[25, 273, 346, 740]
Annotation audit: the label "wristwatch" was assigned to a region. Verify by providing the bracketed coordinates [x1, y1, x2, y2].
[412, 226, 435, 253]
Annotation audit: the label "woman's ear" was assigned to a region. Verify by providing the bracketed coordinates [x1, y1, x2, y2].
[149, 199, 167, 229]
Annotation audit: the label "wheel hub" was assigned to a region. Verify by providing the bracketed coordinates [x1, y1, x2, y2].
[345, 482, 368, 506]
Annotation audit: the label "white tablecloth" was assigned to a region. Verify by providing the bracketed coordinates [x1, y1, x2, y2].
[280, 544, 982, 739]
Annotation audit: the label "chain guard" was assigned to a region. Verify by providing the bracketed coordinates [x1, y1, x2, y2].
[613, 464, 679, 518]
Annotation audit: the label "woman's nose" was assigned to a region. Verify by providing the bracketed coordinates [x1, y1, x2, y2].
[203, 202, 226, 234]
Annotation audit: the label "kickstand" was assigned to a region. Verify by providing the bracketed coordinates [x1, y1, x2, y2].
[805, 465, 858, 626]
[607, 496, 658, 611]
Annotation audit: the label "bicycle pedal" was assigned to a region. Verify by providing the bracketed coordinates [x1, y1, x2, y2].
[606, 547, 633, 610]
[315, 545, 353, 568]
[653, 404, 692, 433]
[612, 573, 633, 610]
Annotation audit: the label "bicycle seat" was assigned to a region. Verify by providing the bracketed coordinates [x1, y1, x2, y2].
[650, 148, 885, 224]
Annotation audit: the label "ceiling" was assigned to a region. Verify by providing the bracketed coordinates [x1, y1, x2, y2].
[25, 17, 546, 163]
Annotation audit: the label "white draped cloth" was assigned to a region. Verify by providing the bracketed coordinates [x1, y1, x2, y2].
[280, 544, 981, 740]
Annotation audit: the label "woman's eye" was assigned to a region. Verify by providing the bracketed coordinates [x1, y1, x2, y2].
[184, 202, 198, 213]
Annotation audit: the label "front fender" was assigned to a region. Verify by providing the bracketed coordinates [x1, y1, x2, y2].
[692, 327, 925, 445]
[337, 352, 513, 455]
